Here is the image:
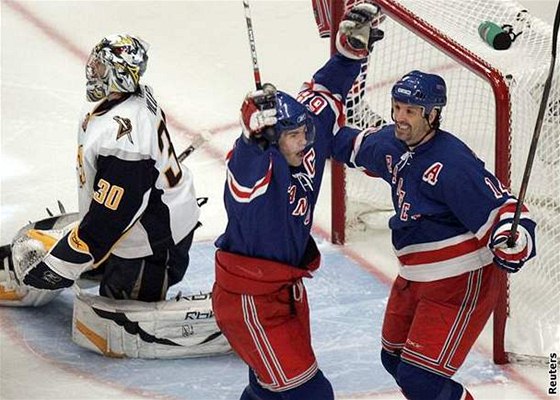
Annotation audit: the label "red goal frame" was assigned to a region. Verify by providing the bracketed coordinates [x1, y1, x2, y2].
[329, 0, 512, 364]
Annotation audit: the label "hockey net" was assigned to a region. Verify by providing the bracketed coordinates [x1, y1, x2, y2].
[330, 0, 559, 364]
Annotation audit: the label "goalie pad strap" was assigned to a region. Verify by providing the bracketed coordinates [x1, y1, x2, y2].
[72, 292, 231, 359]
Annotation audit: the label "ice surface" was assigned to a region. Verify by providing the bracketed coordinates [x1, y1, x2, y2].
[2, 1, 556, 399]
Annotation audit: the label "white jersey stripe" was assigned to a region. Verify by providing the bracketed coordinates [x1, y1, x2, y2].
[398, 249, 493, 282]
[226, 159, 273, 204]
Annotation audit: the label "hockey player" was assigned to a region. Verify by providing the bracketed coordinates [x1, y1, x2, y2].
[0, 34, 229, 359]
[211, 3, 384, 399]
[332, 70, 537, 399]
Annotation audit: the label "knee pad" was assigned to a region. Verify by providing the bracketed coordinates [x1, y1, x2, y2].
[396, 362, 464, 400]
[381, 348, 400, 379]
[247, 368, 334, 400]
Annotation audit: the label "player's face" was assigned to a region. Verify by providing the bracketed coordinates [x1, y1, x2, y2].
[278, 126, 308, 167]
[86, 52, 107, 82]
[392, 101, 433, 146]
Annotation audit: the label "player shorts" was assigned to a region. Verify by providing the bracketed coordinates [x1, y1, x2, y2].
[381, 264, 499, 377]
[212, 249, 320, 392]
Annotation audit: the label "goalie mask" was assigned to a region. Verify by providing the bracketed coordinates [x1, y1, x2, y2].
[391, 70, 447, 121]
[86, 34, 149, 102]
[270, 91, 316, 145]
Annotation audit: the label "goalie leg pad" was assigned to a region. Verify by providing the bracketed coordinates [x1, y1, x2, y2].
[72, 291, 231, 358]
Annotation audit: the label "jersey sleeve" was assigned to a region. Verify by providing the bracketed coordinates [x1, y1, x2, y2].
[78, 152, 155, 263]
[224, 136, 278, 207]
[427, 149, 535, 249]
[332, 125, 391, 178]
[298, 54, 363, 137]
[309, 54, 363, 100]
[45, 149, 155, 277]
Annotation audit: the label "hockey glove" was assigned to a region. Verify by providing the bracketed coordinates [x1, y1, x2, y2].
[240, 83, 278, 141]
[490, 220, 532, 273]
[19, 227, 93, 290]
[336, 2, 385, 60]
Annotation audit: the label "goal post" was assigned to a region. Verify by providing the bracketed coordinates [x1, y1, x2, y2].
[329, 0, 559, 364]
[330, 0, 348, 246]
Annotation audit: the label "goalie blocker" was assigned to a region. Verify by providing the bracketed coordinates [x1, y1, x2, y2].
[73, 291, 231, 358]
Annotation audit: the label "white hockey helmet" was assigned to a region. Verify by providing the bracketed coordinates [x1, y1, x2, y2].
[86, 34, 149, 102]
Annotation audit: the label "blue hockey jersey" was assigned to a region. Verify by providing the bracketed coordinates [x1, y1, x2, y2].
[215, 54, 361, 267]
[332, 125, 536, 281]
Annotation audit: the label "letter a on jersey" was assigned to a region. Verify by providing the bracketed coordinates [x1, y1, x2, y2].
[422, 162, 443, 186]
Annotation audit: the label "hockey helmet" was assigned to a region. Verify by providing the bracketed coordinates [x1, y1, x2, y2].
[270, 91, 316, 145]
[86, 34, 149, 102]
[391, 70, 447, 116]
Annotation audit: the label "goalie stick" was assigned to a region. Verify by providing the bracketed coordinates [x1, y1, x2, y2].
[177, 130, 212, 163]
[508, 2, 560, 246]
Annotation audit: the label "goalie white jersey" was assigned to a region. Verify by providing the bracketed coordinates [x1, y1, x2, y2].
[77, 85, 200, 262]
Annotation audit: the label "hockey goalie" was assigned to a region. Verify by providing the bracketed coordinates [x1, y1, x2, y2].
[0, 33, 230, 359]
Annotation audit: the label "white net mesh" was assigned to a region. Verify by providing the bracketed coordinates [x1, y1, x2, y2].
[339, 0, 559, 361]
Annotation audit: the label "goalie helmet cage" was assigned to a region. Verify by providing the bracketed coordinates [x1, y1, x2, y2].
[329, 0, 559, 365]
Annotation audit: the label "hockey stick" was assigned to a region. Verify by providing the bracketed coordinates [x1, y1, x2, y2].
[177, 130, 211, 163]
[508, 4, 560, 246]
[241, 0, 278, 144]
[242, 0, 264, 91]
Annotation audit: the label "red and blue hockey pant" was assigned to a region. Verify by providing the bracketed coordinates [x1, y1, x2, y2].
[381, 264, 499, 400]
[212, 249, 333, 399]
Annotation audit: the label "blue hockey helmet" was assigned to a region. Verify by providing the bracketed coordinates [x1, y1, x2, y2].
[391, 70, 447, 116]
[269, 91, 315, 145]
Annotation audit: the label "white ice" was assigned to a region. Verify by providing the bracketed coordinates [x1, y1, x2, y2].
[1, 1, 557, 399]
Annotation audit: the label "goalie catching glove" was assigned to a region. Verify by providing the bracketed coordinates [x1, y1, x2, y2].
[13, 216, 94, 291]
[240, 83, 278, 141]
[1, 213, 81, 306]
[489, 218, 535, 273]
[336, 1, 385, 60]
